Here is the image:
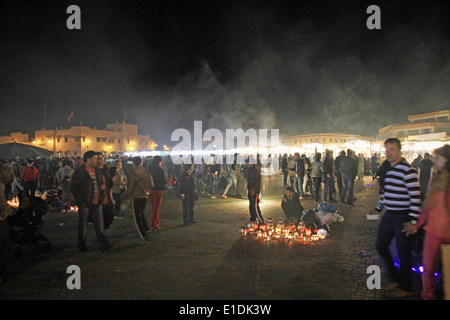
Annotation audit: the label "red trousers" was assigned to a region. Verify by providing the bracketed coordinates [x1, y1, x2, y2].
[148, 190, 163, 229]
[421, 231, 450, 300]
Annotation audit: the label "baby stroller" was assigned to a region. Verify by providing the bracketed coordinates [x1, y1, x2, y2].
[7, 192, 52, 257]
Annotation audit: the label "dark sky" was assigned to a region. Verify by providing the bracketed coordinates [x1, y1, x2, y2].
[0, 0, 449, 146]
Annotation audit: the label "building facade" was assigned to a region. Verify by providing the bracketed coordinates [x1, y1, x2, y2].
[378, 110, 450, 140]
[33, 122, 155, 157]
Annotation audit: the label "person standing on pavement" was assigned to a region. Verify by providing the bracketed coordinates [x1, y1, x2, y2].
[323, 149, 336, 202]
[180, 164, 196, 225]
[370, 138, 421, 298]
[311, 153, 324, 203]
[9, 158, 23, 196]
[21, 159, 39, 197]
[111, 160, 127, 219]
[125, 156, 154, 244]
[246, 156, 264, 225]
[293, 153, 305, 198]
[402, 144, 450, 300]
[207, 159, 220, 198]
[70, 151, 112, 253]
[334, 151, 346, 198]
[339, 149, 358, 205]
[147, 156, 166, 230]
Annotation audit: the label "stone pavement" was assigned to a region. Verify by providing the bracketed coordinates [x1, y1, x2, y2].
[0, 174, 428, 300]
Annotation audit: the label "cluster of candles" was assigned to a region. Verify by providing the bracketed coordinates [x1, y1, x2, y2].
[239, 217, 328, 242]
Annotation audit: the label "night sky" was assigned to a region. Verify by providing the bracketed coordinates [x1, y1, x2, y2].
[0, 0, 449, 146]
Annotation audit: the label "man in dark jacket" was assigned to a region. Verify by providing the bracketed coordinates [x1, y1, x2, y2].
[180, 164, 196, 225]
[246, 157, 264, 225]
[323, 149, 336, 202]
[281, 187, 304, 220]
[148, 156, 166, 230]
[70, 151, 112, 252]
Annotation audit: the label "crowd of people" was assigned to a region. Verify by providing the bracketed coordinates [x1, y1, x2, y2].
[0, 140, 449, 300]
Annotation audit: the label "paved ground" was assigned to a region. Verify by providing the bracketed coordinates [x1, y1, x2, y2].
[0, 173, 433, 300]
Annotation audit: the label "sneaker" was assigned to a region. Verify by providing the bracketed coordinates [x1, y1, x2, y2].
[210, 196, 216, 199]
[136, 238, 148, 245]
[114, 216, 124, 220]
[222, 194, 228, 199]
[347, 202, 354, 206]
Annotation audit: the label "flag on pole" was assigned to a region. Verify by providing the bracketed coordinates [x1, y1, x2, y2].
[67, 111, 74, 122]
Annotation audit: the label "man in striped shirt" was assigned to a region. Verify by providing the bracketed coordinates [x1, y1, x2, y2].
[371, 138, 421, 298]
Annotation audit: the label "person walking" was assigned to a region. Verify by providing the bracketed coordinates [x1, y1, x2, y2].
[125, 157, 154, 244]
[70, 151, 112, 253]
[223, 154, 242, 199]
[180, 164, 196, 225]
[370, 138, 421, 298]
[402, 145, 450, 300]
[147, 156, 166, 230]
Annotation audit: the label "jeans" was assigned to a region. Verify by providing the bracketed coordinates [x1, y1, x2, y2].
[375, 211, 413, 292]
[78, 204, 109, 250]
[340, 174, 354, 203]
[133, 198, 149, 238]
[312, 177, 321, 202]
[293, 174, 304, 197]
[112, 192, 125, 217]
[208, 174, 218, 196]
[182, 193, 195, 224]
[223, 172, 240, 196]
[322, 175, 334, 200]
[335, 172, 343, 197]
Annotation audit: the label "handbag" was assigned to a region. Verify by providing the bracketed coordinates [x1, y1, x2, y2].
[288, 170, 297, 177]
